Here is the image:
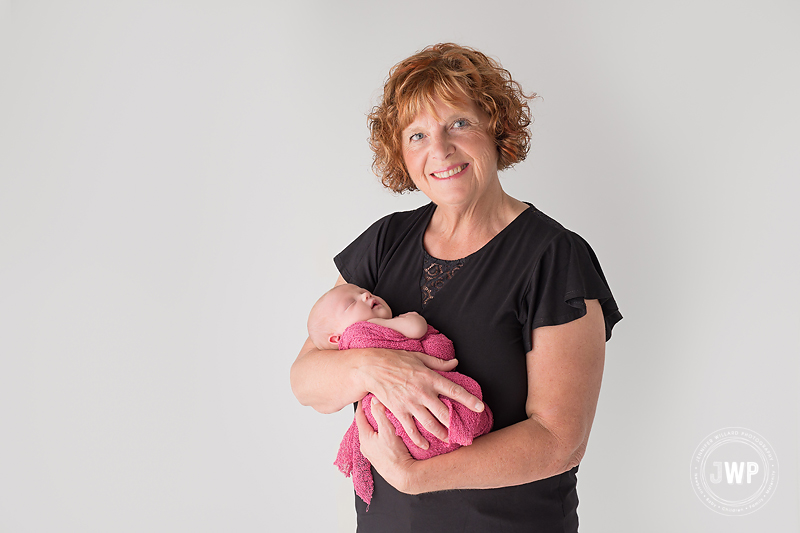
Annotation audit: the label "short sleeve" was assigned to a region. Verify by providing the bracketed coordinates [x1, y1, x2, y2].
[522, 231, 622, 351]
[333, 213, 394, 292]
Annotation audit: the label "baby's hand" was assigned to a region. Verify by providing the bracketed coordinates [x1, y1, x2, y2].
[392, 312, 428, 339]
[369, 312, 428, 339]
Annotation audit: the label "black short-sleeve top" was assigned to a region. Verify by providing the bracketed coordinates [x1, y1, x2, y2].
[334, 202, 622, 533]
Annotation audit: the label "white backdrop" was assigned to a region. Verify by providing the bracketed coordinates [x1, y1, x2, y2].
[1, 1, 798, 532]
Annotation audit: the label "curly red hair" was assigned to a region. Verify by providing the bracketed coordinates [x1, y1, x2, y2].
[368, 43, 535, 193]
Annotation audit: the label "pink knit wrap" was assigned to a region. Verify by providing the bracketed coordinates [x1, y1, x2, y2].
[333, 321, 493, 506]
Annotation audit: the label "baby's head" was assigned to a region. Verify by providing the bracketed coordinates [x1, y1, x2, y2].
[308, 284, 393, 350]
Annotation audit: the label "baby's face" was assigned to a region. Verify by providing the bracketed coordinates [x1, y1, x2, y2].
[328, 284, 392, 331]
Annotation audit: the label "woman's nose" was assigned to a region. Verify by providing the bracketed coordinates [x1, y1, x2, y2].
[430, 133, 454, 160]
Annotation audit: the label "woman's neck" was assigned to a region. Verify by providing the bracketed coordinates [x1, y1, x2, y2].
[424, 189, 529, 260]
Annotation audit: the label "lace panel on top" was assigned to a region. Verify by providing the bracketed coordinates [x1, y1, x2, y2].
[421, 250, 468, 307]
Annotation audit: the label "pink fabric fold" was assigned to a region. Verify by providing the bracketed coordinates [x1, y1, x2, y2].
[333, 321, 493, 506]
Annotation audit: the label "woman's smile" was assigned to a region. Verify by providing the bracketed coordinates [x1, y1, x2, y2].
[431, 163, 469, 180]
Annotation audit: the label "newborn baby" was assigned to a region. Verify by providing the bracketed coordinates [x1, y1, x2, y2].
[307, 283, 493, 505]
[308, 283, 426, 350]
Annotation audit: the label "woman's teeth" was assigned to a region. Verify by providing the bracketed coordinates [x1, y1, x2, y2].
[432, 164, 467, 179]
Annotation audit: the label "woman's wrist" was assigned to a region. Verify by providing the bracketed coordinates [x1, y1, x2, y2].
[353, 347, 405, 399]
[351, 347, 379, 397]
[403, 458, 426, 495]
[291, 344, 374, 413]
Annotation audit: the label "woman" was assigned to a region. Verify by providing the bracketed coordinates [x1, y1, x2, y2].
[291, 43, 622, 532]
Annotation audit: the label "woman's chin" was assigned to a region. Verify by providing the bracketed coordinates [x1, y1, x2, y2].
[427, 187, 483, 208]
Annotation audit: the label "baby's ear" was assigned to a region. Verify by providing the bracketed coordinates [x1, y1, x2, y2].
[328, 334, 341, 347]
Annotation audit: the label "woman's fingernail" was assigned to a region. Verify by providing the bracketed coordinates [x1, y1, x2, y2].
[475, 401, 484, 411]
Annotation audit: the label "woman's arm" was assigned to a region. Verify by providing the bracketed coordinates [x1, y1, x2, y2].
[290, 276, 485, 449]
[356, 299, 606, 492]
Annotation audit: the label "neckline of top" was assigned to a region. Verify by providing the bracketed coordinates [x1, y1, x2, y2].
[420, 202, 536, 262]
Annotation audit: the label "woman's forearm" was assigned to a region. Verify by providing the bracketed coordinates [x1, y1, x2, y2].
[290, 337, 369, 413]
[405, 416, 586, 493]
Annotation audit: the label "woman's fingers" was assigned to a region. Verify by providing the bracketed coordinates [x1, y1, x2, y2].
[359, 348, 482, 449]
[413, 405, 450, 444]
[357, 398, 411, 453]
[391, 411, 428, 450]
[354, 399, 370, 436]
[396, 407, 448, 448]
[358, 398, 418, 494]
[431, 372, 485, 413]
[409, 352, 485, 413]
[414, 352, 459, 372]
[370, 397, 393, 436]
[355, 398, 376, 445]
[373, 394, 448, 448]
[388, 390, 450, 445]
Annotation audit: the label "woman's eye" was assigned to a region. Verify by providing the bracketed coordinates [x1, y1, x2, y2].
[453, 119, 468, 129]
[410, 132, 424, 142]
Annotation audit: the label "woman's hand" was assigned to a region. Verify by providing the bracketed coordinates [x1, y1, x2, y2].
[292, 337, 484, 449]
[357, 348, 484, 450]
[355, 397, 418, 494]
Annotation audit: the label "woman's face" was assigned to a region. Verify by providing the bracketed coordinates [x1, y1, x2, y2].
[401, 96, 499, 209]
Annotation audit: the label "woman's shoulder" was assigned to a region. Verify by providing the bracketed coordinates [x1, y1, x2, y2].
[497, 203, 610, 277]
[361, 202, 436, 242]
[507, 203, 580, 249]
[334, 202, 434, 287]
[519, 203, 568, 233]
[379, 202, 436, 228]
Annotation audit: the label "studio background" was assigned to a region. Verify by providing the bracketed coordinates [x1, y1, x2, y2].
[1, 1, 797, 531]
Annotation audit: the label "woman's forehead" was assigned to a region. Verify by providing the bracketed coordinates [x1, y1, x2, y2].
[401, 95, 483, 131]
[400, 81, 470, 119]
